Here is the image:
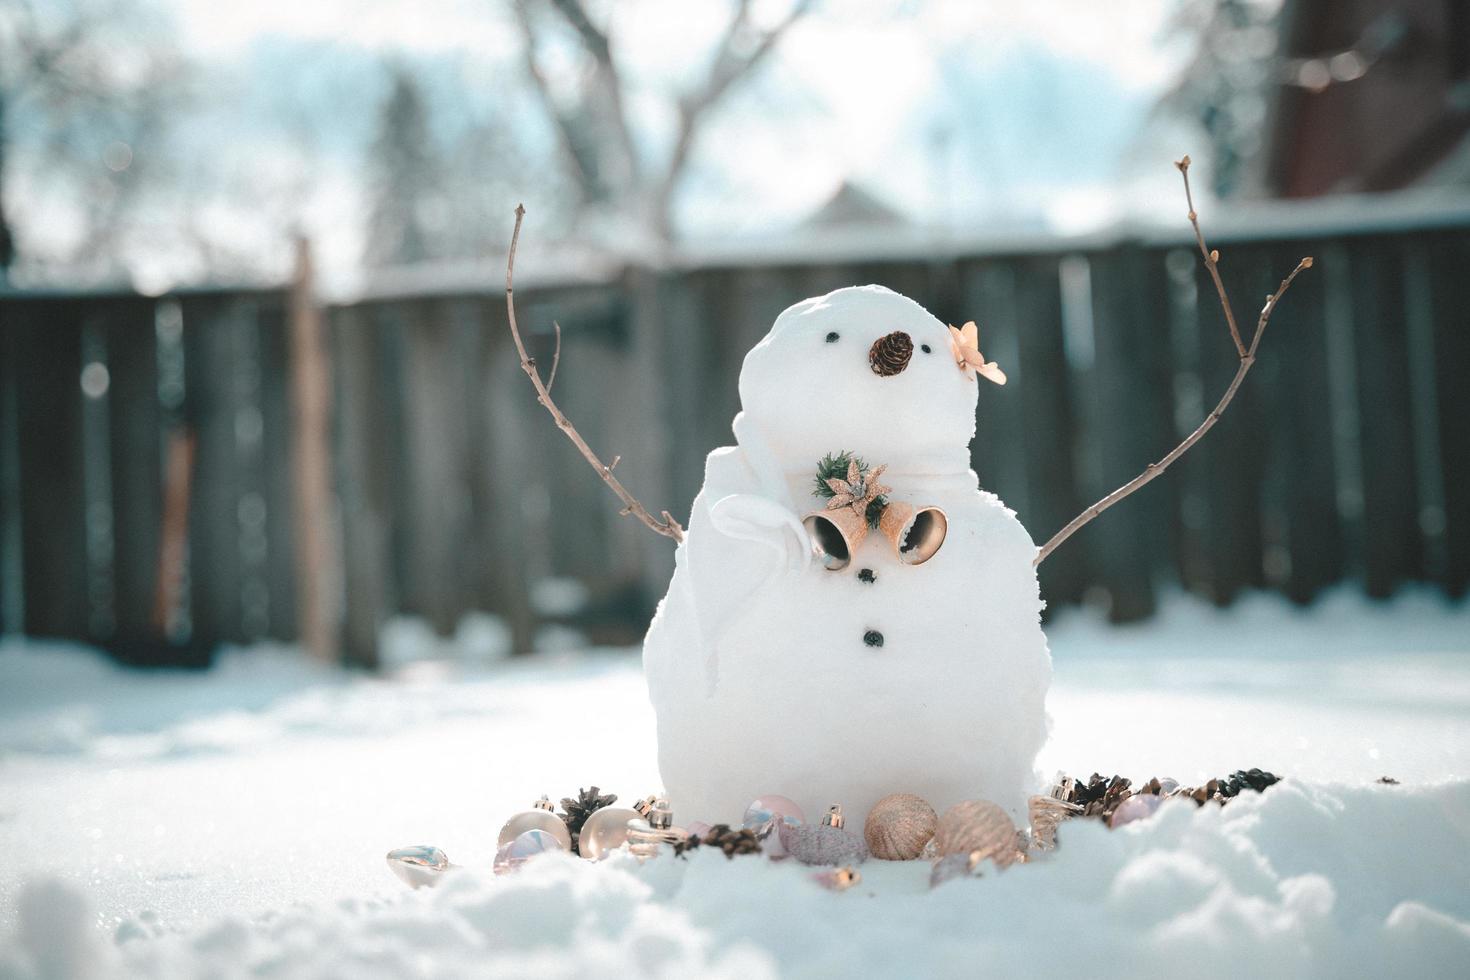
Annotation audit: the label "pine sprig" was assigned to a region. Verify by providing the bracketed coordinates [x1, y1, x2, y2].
[812, 451, 863, 499]
[812, 451, 888, 527]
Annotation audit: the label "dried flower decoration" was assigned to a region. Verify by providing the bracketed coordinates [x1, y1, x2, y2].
[948, 321, 1006, 385]
[812, 452, 890, 529]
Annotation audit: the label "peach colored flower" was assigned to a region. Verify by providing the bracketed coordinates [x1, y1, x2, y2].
[948, 321, 1007, 385]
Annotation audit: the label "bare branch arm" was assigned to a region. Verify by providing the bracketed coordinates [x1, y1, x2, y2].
[505, 205, 685, 542]
[1033, 156, 1312, 567]
[546, 319, 562, 394]
[1180, 155, 1247, 357]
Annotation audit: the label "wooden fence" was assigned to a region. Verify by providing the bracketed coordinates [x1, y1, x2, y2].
[2, 205, 1467, 667]
[0, 289, 298, 663]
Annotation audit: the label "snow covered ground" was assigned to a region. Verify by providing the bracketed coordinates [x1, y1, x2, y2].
[1, 587, 1467, 978]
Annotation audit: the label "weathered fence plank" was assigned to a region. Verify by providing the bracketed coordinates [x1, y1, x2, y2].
[1010, 256, 1086, 612]
[103, 298, 164, 643]
[399, 300, 472, 633]
[1427, 231, 1470, 597]
[1191, 246, 1270, 604]
[332, 304, 394, 668]
[1081, 247, 1174, 621]
[181, 296, 245, 645]
[257, 298, 299, 642]
[1348, 238, 1423, 596]
[14, 304, 88, 639]
[0, 313, 18, 635]
[1260, 239, 1343, 603]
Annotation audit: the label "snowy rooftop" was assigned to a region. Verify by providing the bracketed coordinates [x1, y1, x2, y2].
[1, 586, 1467, 977]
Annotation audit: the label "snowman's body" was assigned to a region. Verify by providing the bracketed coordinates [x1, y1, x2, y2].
[643, 286, 1051, 826]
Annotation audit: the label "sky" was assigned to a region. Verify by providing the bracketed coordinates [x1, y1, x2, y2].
[15, 0, 1211, 295]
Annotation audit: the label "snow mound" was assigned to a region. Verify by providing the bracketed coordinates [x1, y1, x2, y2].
[2, 779, 1467, 979]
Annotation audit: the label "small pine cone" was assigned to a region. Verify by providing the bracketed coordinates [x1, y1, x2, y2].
[679, 824, 762, 859]
[1233, 768, 1280, 794]
[558, 786, 618, 854]
[1069, 773, 1108, 809]
[1072, 773, 1132, 819]
[868, 331, 914, 377]
[1181, 779, 1224, 806]
[1097, 777, 1132, 821]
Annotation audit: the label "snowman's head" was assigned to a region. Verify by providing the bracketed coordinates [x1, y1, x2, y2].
[737, 285, 979, 472]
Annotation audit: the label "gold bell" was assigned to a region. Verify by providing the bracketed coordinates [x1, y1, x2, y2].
[877, 501, 947, 565]
[802, 507, 870, 570]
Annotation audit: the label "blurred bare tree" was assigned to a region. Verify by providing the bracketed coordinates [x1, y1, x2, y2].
[511, 0, 814, 242]
[364, 65, 443, 268]
[1158, 0, 1281, 198]
[0, 0, 185, 283]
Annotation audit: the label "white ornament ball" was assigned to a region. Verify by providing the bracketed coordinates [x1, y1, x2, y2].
[578, 807, 640, 860]
[497, 798, 572, 850]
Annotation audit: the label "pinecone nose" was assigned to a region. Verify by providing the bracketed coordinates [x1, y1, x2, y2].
[869, 331, 913, 377]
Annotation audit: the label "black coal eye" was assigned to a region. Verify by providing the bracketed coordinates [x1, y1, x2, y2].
[920, 343, 931, 353]
[825, 332, 839, 343]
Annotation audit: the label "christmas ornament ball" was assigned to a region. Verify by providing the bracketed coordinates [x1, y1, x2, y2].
[493, 829, 561, 875]
[743, 795, 806, 858]
[778, 805, 869, 866]
[742, 795, 805, 834]
[863, 793, 938, 860]
[934, 800, 1020, 868]
[497, 796, 572, 849]
[578, 806, 640, 860]
[1109, 793, 1163, 828]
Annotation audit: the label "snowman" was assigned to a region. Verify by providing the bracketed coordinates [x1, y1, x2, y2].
[643, 284, 1051, 826]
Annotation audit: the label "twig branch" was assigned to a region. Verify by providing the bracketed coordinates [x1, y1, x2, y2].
[1180, 154, 1247, 357]
[546, 320, 562, 394]
[1033, 156, 1312, 567]
[505, 205, 685, 543]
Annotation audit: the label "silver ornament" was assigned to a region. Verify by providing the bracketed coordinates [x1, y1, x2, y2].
[864, 793, 937, 860]
[497, 795, 572, 850]
[385, 845, 451, 889]
[934, 800, 1020, 869]
[1027, 794, 1083, 852]
[578, 806, 640, 860]
[626, 798, 689, 860]
[778, 804, 869, 866]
